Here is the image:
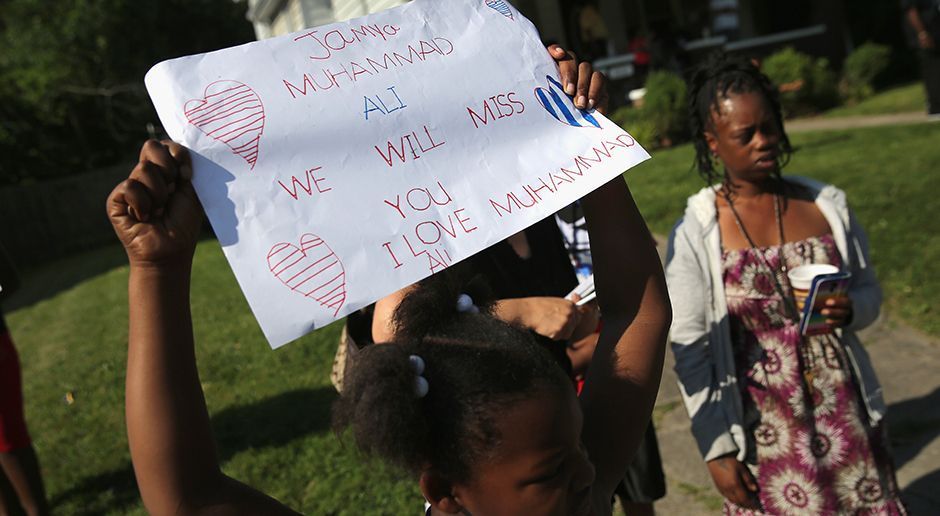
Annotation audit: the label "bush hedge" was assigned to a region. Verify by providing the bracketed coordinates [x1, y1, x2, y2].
[608, 105, 657, 149]
[609, 70, 687, 148]
[642, 71, 689, 144]
[841, 42, 892, 103]
[762, 47, 838, 117]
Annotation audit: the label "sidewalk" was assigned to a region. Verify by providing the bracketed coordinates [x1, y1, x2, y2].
[787, 111, 934, 133]
[648, 239, 940, 514]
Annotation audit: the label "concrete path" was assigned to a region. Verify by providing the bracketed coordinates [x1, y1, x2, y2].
[646, 239, 940, 515]
[787, 111, 935, 133]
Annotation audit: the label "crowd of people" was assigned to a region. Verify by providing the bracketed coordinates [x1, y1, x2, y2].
[0, 27, 914, 516]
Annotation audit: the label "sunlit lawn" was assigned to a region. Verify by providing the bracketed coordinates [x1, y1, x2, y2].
[820, 82, 927, 118]
[6, 121, 939, 514]
[8, 242, 419, 515]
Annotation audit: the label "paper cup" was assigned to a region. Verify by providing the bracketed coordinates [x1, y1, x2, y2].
[787, 264, 839, 312]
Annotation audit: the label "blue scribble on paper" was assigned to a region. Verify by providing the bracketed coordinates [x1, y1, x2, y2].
[485, 0, 514, 20]
[534, 75, 601, 129]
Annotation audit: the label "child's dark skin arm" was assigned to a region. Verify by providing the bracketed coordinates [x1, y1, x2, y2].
[561, 52, 670, 508]
[108, 141, 297, 515]
[375, 288, 592, 343]
[580, 178, 671, 509]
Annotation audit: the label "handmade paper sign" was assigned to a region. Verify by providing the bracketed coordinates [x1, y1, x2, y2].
[145, 0, 650, 348]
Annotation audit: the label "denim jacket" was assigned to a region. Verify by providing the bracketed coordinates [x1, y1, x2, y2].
[665, 176, 886, 462]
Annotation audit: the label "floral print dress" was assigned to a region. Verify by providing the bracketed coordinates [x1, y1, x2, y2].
[721, 234, 905, 515]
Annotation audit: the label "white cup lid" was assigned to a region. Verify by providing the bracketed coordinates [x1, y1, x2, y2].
[787, 264, 839, 289]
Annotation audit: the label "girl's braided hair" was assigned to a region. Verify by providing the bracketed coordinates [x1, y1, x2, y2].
[332, 262, 569, 483]
[688, 51, 793, 185]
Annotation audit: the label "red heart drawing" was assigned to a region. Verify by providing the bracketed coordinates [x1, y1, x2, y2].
[267, 233, 347, 317]
[184, 80, 265, 170]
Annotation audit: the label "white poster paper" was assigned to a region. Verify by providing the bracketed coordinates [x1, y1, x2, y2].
[145, 0, 650, 348]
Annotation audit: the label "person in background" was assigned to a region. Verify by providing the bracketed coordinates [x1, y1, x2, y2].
[903, 0, 940, 119]
[373, 216, 598, 374]
[577, 0, 611, 62]
[0, 241, 49, 516]
[648, 22, 684, 74]
[667, 52, 904, 514]
[626, 27, 651, 81]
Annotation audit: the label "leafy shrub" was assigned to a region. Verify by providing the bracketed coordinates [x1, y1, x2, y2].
[608, 71, 688, 148]
[811, 58, 839, 109]
[608, 105, 656, 149]
[762, 47, 837, 116]
[640, 71, 688, 145]
[841, 42, 891, 103]
[762, 47, 814, 115]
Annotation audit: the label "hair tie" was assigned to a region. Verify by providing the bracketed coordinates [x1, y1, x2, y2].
[409, 354, 429, 398]
[456, 293, 479, 314]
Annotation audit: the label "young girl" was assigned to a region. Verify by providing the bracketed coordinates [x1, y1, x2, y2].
[667, 53, 904, 514]
[339, 268, 595, 515]
[0, 242, 49, 516]
[108, 47, 671, 515]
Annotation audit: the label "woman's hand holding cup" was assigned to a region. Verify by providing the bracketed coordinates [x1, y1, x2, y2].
[787, 264, 853, 330]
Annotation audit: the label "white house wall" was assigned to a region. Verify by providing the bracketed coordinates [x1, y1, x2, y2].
[332, 0, 409, 23]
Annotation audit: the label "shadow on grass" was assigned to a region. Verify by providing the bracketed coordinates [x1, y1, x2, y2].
[48, 387, 336, 513]
[887, 387, 940, 470]
[5, 243, 129, 313]
[5, 232, 221, 313]
[48, 465, 140, 515]
[212, 387, 337, 463]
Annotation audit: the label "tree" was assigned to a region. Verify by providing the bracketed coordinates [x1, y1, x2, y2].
[0, 0, 255, 185]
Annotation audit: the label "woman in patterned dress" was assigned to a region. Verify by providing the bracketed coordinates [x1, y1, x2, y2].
[666, 53, 905, 514]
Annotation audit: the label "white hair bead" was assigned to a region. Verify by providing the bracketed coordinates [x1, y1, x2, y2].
[408, 354, 426, 375]
[456, 293, 479, 313]
[414, 376, 430, 398]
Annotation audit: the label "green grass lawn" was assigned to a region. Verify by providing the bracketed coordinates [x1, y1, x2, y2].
[5, 121, 939, 514]
[7, 242, 420, 514]
[820, 83, 927, 118]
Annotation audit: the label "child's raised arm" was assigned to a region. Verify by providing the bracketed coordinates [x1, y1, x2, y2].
[108, 140, 296, 515]
[565, 58, 671, 507]
[579, 176, 670, 505]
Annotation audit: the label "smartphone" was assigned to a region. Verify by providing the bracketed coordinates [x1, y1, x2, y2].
[799, 271, 852, 336]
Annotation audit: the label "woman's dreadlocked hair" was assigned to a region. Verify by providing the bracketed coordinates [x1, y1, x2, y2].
[688, 51, 793, 186]
[332, 262, 570, 483]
